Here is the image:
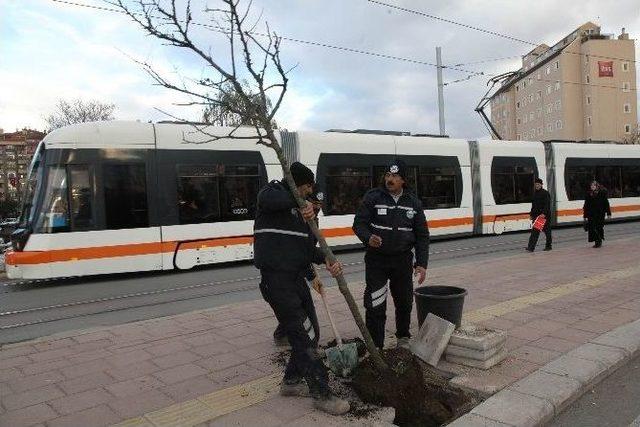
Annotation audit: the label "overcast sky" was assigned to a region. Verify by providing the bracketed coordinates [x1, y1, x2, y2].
[1, 0, 639, 139]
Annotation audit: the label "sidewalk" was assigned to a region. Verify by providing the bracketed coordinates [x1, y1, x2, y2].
[1, 235, 640, 427]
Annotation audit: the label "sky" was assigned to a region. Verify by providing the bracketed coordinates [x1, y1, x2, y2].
[1, 0, 639, 139]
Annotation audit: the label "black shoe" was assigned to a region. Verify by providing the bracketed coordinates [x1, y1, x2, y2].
[594, 242, 602, 248]
[525, 248, 534, 252]
[543, 246, 552, 251]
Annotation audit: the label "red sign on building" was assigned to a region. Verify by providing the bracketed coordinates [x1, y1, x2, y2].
[598, 61, 614, 77]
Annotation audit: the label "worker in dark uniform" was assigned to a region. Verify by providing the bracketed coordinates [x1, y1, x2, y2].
[352, 159, 429, 350]
[526, 178, 552, 252]
[254, 162, 349, 415]
[273, 185, 324, 348]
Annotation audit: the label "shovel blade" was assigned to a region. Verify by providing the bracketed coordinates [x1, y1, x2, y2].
[325, 343, 358, 377]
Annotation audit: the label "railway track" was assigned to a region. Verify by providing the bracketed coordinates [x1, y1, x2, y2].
[1, 226, 635, 332]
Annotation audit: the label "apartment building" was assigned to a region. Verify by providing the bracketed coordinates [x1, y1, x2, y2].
[490, 22, 637, 142]
[0, 129, 44, 201]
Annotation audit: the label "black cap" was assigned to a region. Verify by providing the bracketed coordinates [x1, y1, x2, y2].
[290, 162, 315, 186]
[535, 178, 543, 185]
[386, 159, 407, 180]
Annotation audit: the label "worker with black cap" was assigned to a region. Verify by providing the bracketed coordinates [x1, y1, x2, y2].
[254, 162, 349, 415]
[352, 158, 430, 350]
[527, 177, 552, 252]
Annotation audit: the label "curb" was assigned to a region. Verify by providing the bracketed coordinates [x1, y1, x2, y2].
[447, 318, 640, 427]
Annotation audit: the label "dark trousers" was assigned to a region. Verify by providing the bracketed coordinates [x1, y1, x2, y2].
[273, 281, 319, 344]
[364, 252, 414, 349]
[528, 221, 552, 250]
[587, 218, 605, 244]
[259, 269, 328, 397]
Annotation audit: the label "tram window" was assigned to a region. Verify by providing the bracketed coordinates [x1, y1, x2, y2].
[37, 167, 70, 233]
[326, 166, 371, 215]
[622, 166, 640, 197]
[68, 166, 94, 231]
[491, 159, 536, 204]
[104, 164, 149, 229]
[417, 166, 459, 209]
[177, 164, 260, 224]
[177, 165, 220, 224]
[565, 165, 594, 200]
[597, 166, 623, 198]
[220, 165, 260, 221]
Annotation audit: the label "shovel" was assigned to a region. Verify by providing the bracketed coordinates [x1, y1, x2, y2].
[315, 274, 359, 377]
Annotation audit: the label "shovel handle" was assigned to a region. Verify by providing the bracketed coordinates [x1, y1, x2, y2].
[320, 286, 344, 348]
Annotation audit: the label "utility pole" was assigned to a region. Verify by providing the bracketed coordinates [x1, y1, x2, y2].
[436, 46, 446, 136]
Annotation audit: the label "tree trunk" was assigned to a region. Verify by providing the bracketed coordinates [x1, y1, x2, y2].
[266, 131, 388, 371]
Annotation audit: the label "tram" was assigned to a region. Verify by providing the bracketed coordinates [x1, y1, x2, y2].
[5, 121, 640, 279]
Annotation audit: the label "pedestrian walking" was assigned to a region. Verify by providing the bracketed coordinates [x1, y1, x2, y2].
[526, 178, 552, 252]
[352, 159, 429, 350]
[583, 180, 611, 248]
[254, 162, 349, 415]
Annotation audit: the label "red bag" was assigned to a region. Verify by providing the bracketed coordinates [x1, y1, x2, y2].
[532, 214, 546, 231]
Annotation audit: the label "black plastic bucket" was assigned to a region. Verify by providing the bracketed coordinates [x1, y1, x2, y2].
[414, 286, 467, 329]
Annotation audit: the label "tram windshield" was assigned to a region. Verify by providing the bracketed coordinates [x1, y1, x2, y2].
[18, 143, 44, 229]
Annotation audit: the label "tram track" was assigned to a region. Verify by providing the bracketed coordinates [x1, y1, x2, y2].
[1, 226, 635, 332]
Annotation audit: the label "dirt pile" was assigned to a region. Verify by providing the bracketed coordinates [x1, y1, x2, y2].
[352, 348, 480, 426]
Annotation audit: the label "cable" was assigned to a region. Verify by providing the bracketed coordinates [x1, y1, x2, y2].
[51, 0, 489, 75]
[367, 0, 538, 46]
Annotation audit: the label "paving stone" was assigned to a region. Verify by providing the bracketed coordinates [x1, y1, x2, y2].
[410, 313, 455, 366]
[590, 333, 640, 354]
[471, 389, 554, 427]
[0, 345, 37, 359]
[449, 374, 517, 397]
[529, 336, 581, 353]
[510, 345, 561, 365]
[449, 325, 507, 351]
[447, 413, 512, 427]
[160, 375, 221, 401]
[2, 384, 64, 410]
[152, 350, 200, 369]
[47, 404, 122, 427]
[108, 389, 174, 418]
[105, 360, 161, 381]
[0, 403, 59, 427]
[540, 354, 607, 386]
[152, 363, 208, 385]
[9, 370, 64, 393]
[569, 341, 629, 365]
[446, 348, 508, 370]
[445, 342, 504, 361]
[105, 375, 165, 398]
[48, 388, 113, 415]
[58, 371, 115, 395]
[508, 370, 581, 413]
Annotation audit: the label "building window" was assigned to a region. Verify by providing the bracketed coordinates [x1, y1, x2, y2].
[547, 104, 553, 114]
[546, 66, 551, 75]
[523, 80, 527, 88]
[586, 75, 590, 84]
[622, 82, 631, 92]
[503, 110, 508, 118]
[523, 116, 528, 124]
[554, 60, 559, 70]
[555, 81, 561, 91]
[556, 120, 563, 130]
[624, 103, 631, 113]
[529, 94, 533, 103]
[516, 133, 521, 140]
[538, 127, 543, 136]
[516, 101, 521, 109]
[537, 72, 541, 80]
[529, 112, 534, 121]
[517, 117, 521, 125]
[547, 123, 553, 132]
[547, 86, 552, 94]
[536, 90, 542, 100]
[622, 62, 629, 72]
[586, 96, 591, 105]
[555, 100, 562, 111]
[537, 108, 543, 118]
[516, 84, 520, 92]
[587, 116, 592, 126]
[625, 124, 632, 134]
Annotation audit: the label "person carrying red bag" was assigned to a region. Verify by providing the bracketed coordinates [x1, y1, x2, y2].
[526, 178, 552, 252]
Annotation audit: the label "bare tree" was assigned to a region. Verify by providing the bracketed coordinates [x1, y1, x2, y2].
[202, 80, 275, 128]
[622, 124, 640, 144]
[109, 0, 386, 370]
[44, 98, 116, 131]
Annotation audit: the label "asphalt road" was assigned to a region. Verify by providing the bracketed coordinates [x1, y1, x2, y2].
[549, 352, 640, 427]
[0, 221, 638, 345]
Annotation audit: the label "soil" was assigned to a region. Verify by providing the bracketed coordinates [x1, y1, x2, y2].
[269, 350, 289, 367]
[325, 337, 367, 358]
[352, 348, 481, 427]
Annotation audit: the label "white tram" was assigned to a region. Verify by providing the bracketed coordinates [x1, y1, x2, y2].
[5, 121, 640, 279]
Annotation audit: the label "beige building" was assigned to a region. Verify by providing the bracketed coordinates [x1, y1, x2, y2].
[0, 129, 43, 201]
[490, 23, 637, 142]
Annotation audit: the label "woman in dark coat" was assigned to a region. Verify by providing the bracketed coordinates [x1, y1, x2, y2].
[583, 181, 611, 248]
